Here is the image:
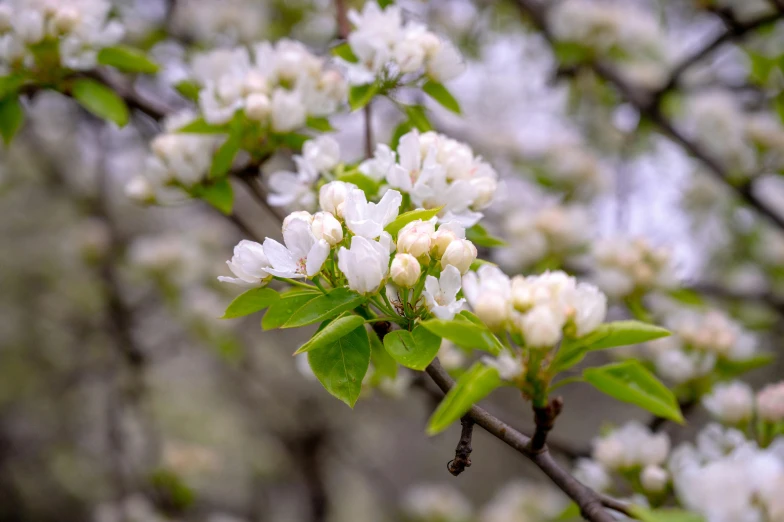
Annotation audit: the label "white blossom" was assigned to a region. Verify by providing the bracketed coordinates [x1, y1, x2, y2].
[423, 265, 465, 320]
[441, 239, 477, 275]
[337, 235, 390, 294]
[640, 465, 669, 493]
[573, 459, 612, 493]
[302, 136, 340, 173]
[397, 218, 436, 258]
[390, 253, 421, 288]
[402, 484, 472, 522]
[319, 180, 355, 218]
[702, 381, 755, 425]
[479, 481, 567, 522]
[757, 382, 784, 422]
[481, 353, 523, 381]
[519, 304, 564, 349]
[262, 219, 329, 279]
[343, 188, 402, 239]
[592, 421, 670, 470]
[218, 240, 272, 287]
[310, 211, 343, 246]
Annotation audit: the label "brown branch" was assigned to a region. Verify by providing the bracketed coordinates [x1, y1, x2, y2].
[447, 416, 474, 476]
[529, 397, 564, 453]
[425, 359, 615, 522]
[599, 494, 635, 517]
[364, 103, 374, 158]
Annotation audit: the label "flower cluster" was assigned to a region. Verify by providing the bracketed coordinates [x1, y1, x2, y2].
[189, 39, 346, 129]
[401, 484, 473, 522]
[669, 423, 784, 522]
[493, 181, 592, 272]
[640, 308, 759, 385]
[361, 130, 499, 226]
[703, 380, 784, 445]
[221, 180, 480, 321]
[549, 0, 669, 88]
[533, 142, 605, 200]
[169, 0, 267, 46]
[0, 0, 124, 74]
[125, 110, 225, 203]
[479, 481, 567, 522]
[463, 266, 607, 349]
[590, 236, 676, 299]
[341, 2, 464, 86]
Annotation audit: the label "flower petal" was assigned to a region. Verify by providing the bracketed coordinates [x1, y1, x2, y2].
[306, 239, 330, 277]
[262, 238, 297, 273]
[440, 265, 462, 300]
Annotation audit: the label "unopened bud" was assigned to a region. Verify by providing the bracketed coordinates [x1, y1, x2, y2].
[390, 253, 421, 288]
[470, 176, 497, 209]
[640, 465, 668, 493]
[53, 7, 79, 33]
[473, 294, 508, 330]
[245, 93, 271, 121]
[397, 220, 434, 258]
[282, 211, 313, 232]
[319, 181, 353, 218]
[125, 176, 155, 203]
[311, 211, 343, 246]
[520, 305, 562, 349]
[431, 224, 461, 258]
[441, 239, 476, 274]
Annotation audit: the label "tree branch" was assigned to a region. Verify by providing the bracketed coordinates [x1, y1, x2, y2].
[529, 397, 564, 453]
[447, 416, 474, 476]
[425, 359, 615, 522]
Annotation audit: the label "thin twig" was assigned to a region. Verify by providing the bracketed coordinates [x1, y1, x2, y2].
[364, 103, 374, 158]
[447, 416, 474, 476]
[529, 397, 564, 453]
[425, 359, 615, 522]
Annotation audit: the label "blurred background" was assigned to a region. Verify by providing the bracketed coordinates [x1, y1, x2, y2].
[2, 0, 784, 521]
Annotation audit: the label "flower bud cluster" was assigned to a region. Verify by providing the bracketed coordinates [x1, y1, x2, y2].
[189, 39, 346, 129]
[126, 111, 223, 202]
[702, 381, 755, 425]
[591, 236, 676, 299]
[341, 2, 465, 86]
[360, 130, 499, 227]
[463, 266, 607, 349]
[0, 0, 124, 74]
[757, 382, 784, 423]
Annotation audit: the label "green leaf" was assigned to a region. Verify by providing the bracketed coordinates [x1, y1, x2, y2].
[0, 96, 24, 145]
[308, 324, 370, 407]
[390, 120, 413, 150]
[283, 287, 365, 328]
[715, 353, 774, 379]
[210, 136, 241, 179]
[426, 362, 501, 435]
[222, 287, 280, 319]
[295, 314, 366, 354]
[176, 117, 228, 134]
[630, 506, 704, 522]
[0, 74, 25, 99]
[331, 42, 359, 63]
[306, 116, 334, 132]
[71, 78, 129, 127]
[466, 224, 507, 247]
[192, 178, 234, 214]
[667, 288, 705, 306]
[583, 360, 683, 423]
[552, 41, 592, 66]
[97, 45, 160, 74]
[338, 171, 380, 196]
[349, 83, 379, 111]
[383, 324, 441, 370]
[385, 207, 443, 236]
[262, 290, 320, 330]
[274, 132, 310, 150]
[370, 330, 398, 380]
[422, 81, 461, 114]
[748, 50, 774, 85]
[403, 104, 433, 131]
[420, 318, 502, 355]
[174, 80, 201, 102]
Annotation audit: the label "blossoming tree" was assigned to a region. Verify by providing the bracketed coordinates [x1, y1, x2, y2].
[2, 0, 784, 521]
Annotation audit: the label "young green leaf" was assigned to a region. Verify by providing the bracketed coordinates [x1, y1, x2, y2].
[0, 74, 25, 99]
[0, 96, 24, 145]
[331, 42, 359, 63]
[422, 81, 461, 114]
[338, 171, 380, 196]
[71, 78, 129, 127]
[282, 287, 365, 328]
[390, 120, 413, 150]
[174, 80, 200, 101]
[349, 83, 379, 111]
[306, 116, 335, 132]
[176, 117, 228, 134]
[97, 45, 160, 74]
[192, 178, 234, 215]
[583, 360, 684, 423]
[385, 207, 443, 236]
[420, 318, 502, 355]
[403, 104, 433, 131]
[210, 136, 241, 179]
[427, 362, 501, 435]
[262, 291, 320, 330]
[629, 506, 704, 522]
[370, 330, 398, 381]
[308, 324, 370, 407]
[383, 324, 441, 370]
[466, 224, 507, 247]
[295, 314, 366, 354]
[221, 287, 280, 319]
[715, 353, 774, 379]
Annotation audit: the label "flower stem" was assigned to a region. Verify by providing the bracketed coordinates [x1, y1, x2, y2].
[275, 277, 316, 290]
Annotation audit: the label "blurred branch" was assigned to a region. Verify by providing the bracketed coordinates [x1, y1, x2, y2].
[425, 359, 616, 522]
[509, 0, 784, 232]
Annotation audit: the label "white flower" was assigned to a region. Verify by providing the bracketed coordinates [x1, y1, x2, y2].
[262, 219, 329, 278]
[593, 422, 670, 470]
[566, 282, 607, 337]
[640, 465, 669, 493]
[282, 210, 313, 231]
[245, 92, 270, 121]
[125, 176, 155, 203]
[319, 180, 355, 218]
[267, 168, 317, 211]
[402, 484, 472, 522]
[520, 304, 564, 348]
[270, 88, 306, 132]
[343, 188, 402, 239]
[218, 240, 272, 286]
[702, 381, 755, 424]
[338, 236, 390, 294]
[441, 239, 477, 274]
[310, 211, 343, 246]
[423, 265, 465, 320]
[757, 382, 784, 422]
[397, 218, 436, 258]
[431, 221, 465, 258]
[481, 353, 523, 381]
[462, 265, 512, 308]
[438, 341, 465, 370]
[359, 144, 397, 181]
[573, 459, 612, 493]
[426, 40, 465, 82]
[390, 253, 421, 288]
[303, 136, 340, 173]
